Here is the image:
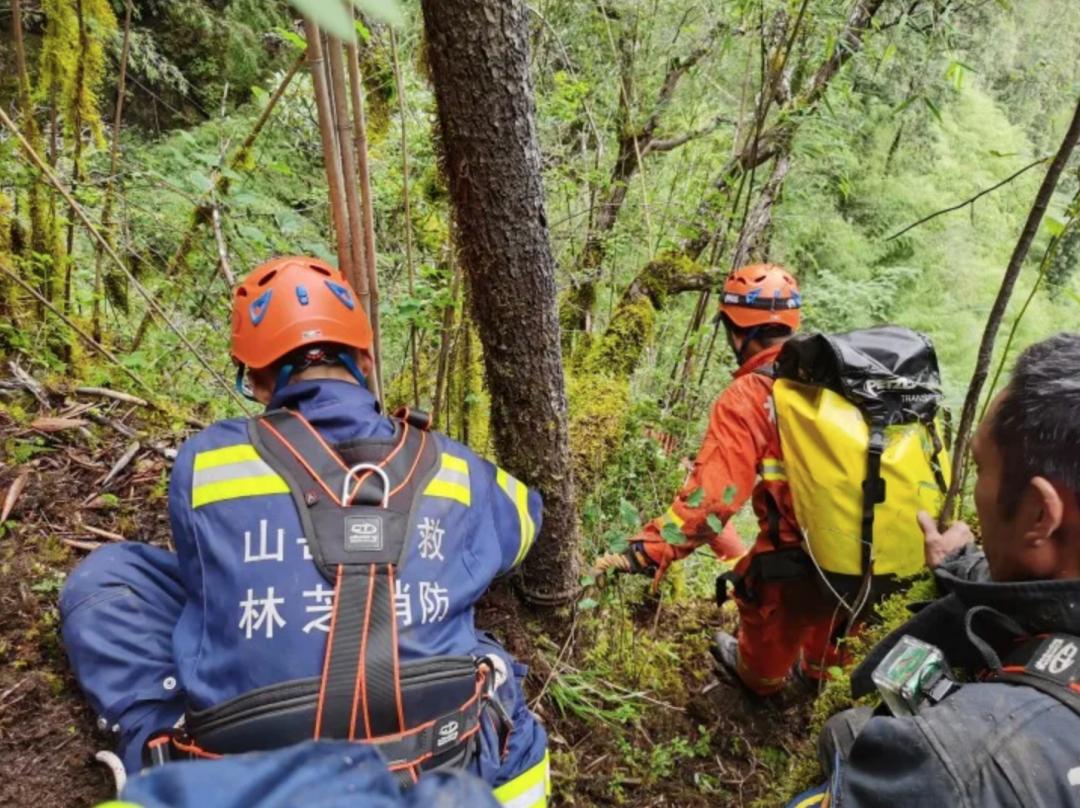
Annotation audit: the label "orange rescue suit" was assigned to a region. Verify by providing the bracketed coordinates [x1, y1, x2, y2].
[635, 343, 843, 694]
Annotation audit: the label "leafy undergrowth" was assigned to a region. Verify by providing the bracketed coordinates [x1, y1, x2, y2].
[482, 575, 820, 808]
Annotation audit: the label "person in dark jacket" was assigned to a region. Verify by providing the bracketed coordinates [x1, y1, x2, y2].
[794, 332, 1080, 808]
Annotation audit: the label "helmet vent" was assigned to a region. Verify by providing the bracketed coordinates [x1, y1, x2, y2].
[257, 270, 278, 286]
[236, 288, 249, 298]
[754, 274, 766, 282]
[309, 264, 332, 276]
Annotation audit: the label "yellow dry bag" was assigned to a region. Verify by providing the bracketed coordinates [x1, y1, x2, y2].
[771, 326, 950, 584]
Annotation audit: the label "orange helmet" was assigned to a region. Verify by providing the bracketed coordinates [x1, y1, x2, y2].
[719, 263, 801, 331]
[230, 256, 373, 370]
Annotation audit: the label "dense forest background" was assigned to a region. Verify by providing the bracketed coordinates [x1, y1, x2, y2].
[1, 0, 1078, 805]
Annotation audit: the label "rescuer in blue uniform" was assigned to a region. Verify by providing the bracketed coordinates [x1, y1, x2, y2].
[60, 257, 549, 807]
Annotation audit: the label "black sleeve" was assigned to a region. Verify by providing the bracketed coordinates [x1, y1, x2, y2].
[829, 715, 960, 807]
[934, 543, 990, 589]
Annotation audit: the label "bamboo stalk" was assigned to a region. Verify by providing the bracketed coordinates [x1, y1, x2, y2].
[94, 0, 134, 339]
[326, 35, 370, 312]
[390, 30, 419, 407]
[432, 260, 461, 429]
[303, 19, 354, 289]
[346, 38, 382, 393]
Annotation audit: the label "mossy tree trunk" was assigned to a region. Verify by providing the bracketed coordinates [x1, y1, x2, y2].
[422, 0, 580, 605]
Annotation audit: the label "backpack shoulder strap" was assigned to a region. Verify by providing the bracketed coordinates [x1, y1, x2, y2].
[988, 633, 1080, 720]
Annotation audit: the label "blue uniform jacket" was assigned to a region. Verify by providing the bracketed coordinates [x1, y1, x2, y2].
[61, 380, 547, 790]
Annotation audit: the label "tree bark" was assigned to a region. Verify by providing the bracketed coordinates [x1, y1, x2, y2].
[421, 0, 580, 605]
[941, 97, 1080, 524]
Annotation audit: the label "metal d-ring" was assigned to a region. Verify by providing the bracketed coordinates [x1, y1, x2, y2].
[342, 463, 390, 507]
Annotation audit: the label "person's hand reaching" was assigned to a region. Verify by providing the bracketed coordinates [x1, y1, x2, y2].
[917, 510, 974, 568]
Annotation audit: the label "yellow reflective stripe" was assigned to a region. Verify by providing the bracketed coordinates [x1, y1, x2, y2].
[497, 468, 536, 567]
[95, 802, 143, 808]
[663, 506, 686, 528]
[794, 791, 828, 808]
[192, 474, 290, 508]
[424, 453, 471, 506]
[442, 453, 468, 476]
[193, 443, 261, 471]
[493, 750, 550, 808]
[761, 457, 787, 482]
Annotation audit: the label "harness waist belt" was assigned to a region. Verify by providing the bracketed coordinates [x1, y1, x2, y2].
[182, 656, 488, 771]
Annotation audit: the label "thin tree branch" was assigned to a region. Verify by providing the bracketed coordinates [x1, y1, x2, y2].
[885, 156, 1052, 240]
[0, 262, 155, 398]
[0, 104, 248, 409]
[941, 98, 1080, 525]
[642, 113, 734, 155]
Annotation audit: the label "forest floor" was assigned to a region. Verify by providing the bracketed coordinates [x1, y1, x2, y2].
[0, 369, 814, 807]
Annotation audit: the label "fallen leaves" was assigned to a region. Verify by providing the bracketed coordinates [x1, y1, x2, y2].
[29, 417, 89, 433]
[1, 471, 30, 522]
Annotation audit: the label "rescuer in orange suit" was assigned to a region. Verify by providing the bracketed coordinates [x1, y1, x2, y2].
[599, 264, 842, 695]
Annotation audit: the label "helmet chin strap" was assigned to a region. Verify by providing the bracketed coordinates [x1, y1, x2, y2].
[246, 350, 369, 399]
[723, 318, 763, 366]
[235, 364, 260, 403]
[336, 352, 368, 388]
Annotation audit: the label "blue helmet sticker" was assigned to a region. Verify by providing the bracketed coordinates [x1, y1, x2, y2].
[745, 287, 762, 304]
[296, 285, 310, 306]
[324, 280, 355, 310]
[249, 290, 272, 326]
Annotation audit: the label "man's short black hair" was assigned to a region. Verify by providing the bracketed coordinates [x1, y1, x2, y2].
[720, 315, 793, 346]
[993, 332, 1080, 516]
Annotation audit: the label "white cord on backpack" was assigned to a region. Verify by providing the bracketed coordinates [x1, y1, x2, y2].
[801, 527, 858, 615]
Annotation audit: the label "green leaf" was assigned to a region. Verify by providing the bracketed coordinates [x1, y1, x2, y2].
[827, 666, 844, 679]
[273, 27, 307, 51]
[350, 0, 405, 27]
[355, 19, 372, 41]
[988, 149, 1018, 158]
[922, 97, 942, 124]
[579, 575, 595, 587]
[289, 0, 355, 41]
[706, 514, 725, 534]
[607, 535, 629, 553]
[686, 487, 704, 508]
[185, 170, 212, 193]
[578, 597, 598, 611]
[722, 485, 737, 506]
[882, 43, 897, 62]
[618, 499, 639, 529]
[1045, 216, 1066, 237]
[661, 523, 684, 545]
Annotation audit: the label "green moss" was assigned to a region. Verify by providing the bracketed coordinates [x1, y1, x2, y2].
[566, 372, 630, 491]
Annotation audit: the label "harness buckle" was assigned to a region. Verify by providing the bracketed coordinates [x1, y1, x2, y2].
[477, 655, 514, 760]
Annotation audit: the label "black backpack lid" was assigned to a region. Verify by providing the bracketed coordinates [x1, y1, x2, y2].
[774, 325, 944, 424]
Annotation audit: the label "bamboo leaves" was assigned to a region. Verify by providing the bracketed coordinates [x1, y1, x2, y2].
[287, 0, 403, 41]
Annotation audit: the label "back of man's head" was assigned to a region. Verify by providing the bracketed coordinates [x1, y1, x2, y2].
[994, 333, 1080, 515]
[977, 332, 1080, 580]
